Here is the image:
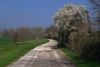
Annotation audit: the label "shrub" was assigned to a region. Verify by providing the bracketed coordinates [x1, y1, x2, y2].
[57, 41, 66, 48]
[81, 34, 100, 60]
[69, 31, 100, 61]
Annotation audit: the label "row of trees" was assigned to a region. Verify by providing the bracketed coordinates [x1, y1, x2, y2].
[0, 26, 45, 42]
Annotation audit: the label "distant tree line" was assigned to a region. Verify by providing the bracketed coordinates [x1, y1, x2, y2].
[0, 26, 46, 43]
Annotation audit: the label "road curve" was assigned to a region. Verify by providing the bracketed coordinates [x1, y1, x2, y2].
[8, 39, 76, 67]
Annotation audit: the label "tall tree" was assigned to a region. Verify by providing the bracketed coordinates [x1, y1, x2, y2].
[89, 0, 100, 23]
[54, 4, 90, 48]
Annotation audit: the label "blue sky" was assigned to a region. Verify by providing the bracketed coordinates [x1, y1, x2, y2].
[0, 0, 90, 28]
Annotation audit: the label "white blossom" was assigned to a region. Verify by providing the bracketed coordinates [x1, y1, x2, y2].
[53, 4, 89, 34]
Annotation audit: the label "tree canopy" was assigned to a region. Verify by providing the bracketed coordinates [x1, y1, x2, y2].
[53, 4, 90, 44]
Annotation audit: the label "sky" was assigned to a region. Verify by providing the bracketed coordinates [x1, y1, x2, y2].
[0, 0, 90, 29]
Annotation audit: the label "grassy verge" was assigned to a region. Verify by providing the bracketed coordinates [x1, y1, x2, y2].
[0, 38, 48, 67]
[61, 48, 100, 67]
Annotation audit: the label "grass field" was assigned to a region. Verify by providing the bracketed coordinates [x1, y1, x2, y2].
[0, 37, 48, 67]
[0, 37, 13, 45]
[61, 48, 100, 67]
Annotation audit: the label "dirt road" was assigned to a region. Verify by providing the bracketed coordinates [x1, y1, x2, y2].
[8, 39, 76, 67]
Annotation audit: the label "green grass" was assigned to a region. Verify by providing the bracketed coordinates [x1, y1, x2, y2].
[0, 37, 48, 67]
[61, 48, 100, 67]
[0, 37, 13, 45]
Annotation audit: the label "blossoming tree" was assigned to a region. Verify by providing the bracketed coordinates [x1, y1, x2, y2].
[54, 4, 91, 48]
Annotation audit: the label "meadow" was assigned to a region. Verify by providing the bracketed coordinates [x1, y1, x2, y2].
[0, 37, 48, 67]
